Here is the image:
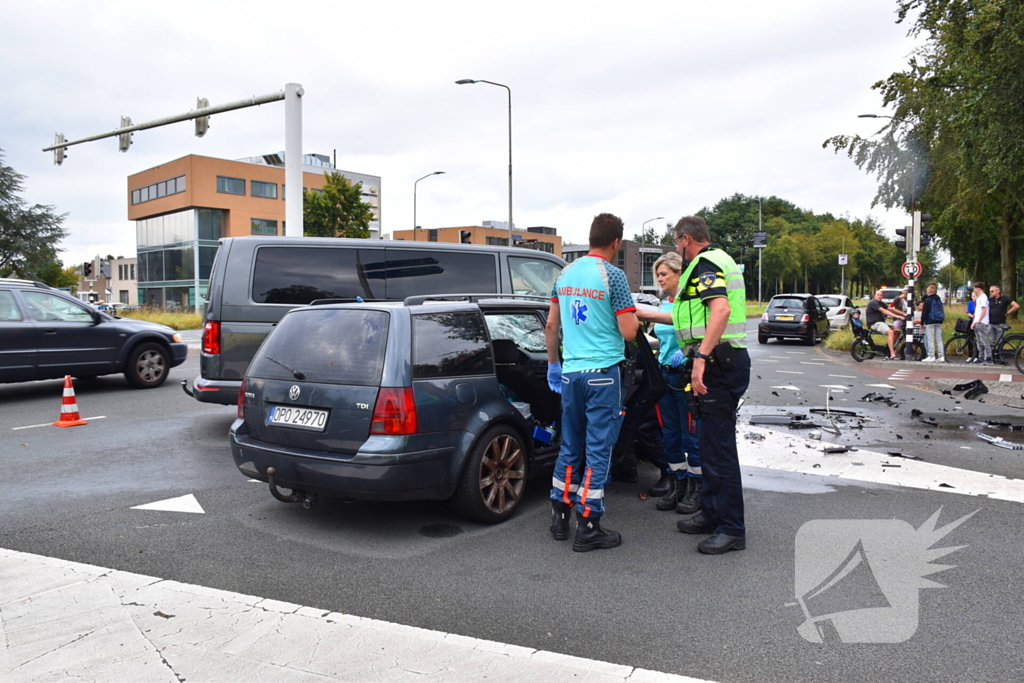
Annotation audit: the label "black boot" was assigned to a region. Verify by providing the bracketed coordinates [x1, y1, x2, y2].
[655, 477, 685, 511]
[572, 512, 622, 552]
[550, 501, 571, 541]
[675, 477, 703, 515]
[649, 470, 673, 497]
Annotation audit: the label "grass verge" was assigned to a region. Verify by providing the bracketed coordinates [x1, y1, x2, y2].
[119, 307, 202, 330]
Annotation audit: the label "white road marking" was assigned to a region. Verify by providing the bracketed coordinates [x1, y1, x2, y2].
[800, 362, 825, 365]
[770, 386, 801, 391]
[12, 416, 107, 431]
[757, 359, 778, 363]
[865, 383, 895, 388]
[1000, 374, 1012, 382]
[769, 356, 789, 359]
[818, 385, 848, 390]
[131, 494, 205, 514]
[776, 370, 803, 375]
[784, 351, 806, 354]
[829, 374, 857, 378]
[740, 425, 1024, 503]
[248, 479, 262, 483]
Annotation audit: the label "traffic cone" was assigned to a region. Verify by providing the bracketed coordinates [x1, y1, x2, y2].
[52, 375, 88, 427]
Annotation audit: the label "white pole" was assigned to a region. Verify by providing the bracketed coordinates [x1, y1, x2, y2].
[285, 83, 304, 237]
[757, 197, 763, 306]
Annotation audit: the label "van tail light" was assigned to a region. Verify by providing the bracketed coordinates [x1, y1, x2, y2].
[370, 387, 418, 435]
[800, 314, 810, 323]
[237, 379, 246, 419]
[202, 321, 221, 355]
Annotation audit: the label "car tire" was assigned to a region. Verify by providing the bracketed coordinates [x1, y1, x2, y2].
[804, 331, 816, 346]
[758, 333, 768, 344]
[451, 424, 528, 524]
[124, 341, 170, 389]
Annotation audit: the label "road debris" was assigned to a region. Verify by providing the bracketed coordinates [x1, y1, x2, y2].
[744, 432, 765, 441]
[886, 451, 924, 461]
[860, 392, 899, 407]
[977, 433, 1024, 451]
[823, 446, 853, 454]
[881, 463, 902, 468]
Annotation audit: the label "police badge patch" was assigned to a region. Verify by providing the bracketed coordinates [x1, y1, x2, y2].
[699, 272, 717, 288]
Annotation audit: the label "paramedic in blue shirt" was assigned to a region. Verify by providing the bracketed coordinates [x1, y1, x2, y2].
[545, 213, 639, 552]
[648, 252, 702, 515]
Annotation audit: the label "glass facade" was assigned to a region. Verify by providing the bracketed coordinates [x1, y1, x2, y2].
[136, 208, 223, 310]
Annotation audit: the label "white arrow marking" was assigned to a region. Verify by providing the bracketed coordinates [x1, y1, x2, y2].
[131, 494, 205, 514]
[865, 383, 895, 388]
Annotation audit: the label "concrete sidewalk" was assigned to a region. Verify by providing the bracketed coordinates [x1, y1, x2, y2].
[0, 548, 707, 683]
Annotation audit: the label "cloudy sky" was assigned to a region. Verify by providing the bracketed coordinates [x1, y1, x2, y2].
[1, 0, 919, 266]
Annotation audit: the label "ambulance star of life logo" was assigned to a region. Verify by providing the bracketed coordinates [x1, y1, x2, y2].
[570, 298, 588, 325]
[789, 507, 977, 643]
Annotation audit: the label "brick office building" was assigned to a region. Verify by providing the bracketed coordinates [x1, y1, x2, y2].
[562, 240, 675, 294]
[127, 152, 380, 309]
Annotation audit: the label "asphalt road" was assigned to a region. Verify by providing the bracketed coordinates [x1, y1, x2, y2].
[2, 330, 1023, 683]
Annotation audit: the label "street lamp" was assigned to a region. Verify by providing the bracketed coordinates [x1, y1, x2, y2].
[456, 78, 513, 245]
[413, 171, 445, 241]
[642, 216, 664, 234]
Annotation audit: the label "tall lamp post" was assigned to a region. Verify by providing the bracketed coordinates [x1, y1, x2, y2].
[413, 171, 445, 241]
[456, 78, 513, 245]
[642, 216, 665, 236]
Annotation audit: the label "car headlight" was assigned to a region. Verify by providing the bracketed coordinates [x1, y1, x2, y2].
[172, 333, 182, 343]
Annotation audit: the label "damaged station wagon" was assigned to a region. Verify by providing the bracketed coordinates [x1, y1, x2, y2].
[230, 294, 663, 523]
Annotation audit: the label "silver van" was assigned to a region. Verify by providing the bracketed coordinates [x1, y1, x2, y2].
[186, 236, 566, 405]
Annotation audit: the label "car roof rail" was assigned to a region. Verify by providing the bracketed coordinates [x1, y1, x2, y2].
[308, 297, 386, 306]
[0, 277, 46, 287]
[403, 293, 551, 306]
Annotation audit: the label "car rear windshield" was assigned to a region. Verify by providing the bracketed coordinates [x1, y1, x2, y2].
[817, 297, 842, 307]
[248, 308, 389, 386]
[769, 298, 806, 309]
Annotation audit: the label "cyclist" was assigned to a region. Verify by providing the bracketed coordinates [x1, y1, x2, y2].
[865, 290, 907, 360]
[988, 284, 1019, 365]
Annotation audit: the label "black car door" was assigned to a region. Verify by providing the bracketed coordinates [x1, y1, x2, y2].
[0, 289, 36, 382]
[21, 290, 119, 379]
[611, 332, 666, 464]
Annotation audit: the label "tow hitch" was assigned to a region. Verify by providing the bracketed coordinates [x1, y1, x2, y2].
[180, 379, 194, 397]
[266, 467, 307, 504]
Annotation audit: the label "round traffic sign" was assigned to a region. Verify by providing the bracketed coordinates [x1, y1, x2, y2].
[901, 261, 922, 278]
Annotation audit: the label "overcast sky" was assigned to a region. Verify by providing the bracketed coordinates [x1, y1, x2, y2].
[1, 0, 920, 266]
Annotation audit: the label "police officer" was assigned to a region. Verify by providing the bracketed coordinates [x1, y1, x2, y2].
[546, 213, 639, 552]
[670, 216, 751, 554]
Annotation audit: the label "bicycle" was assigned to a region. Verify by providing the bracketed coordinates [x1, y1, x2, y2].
[944, 327, 1024, 365]
[850, 325, 925, 362]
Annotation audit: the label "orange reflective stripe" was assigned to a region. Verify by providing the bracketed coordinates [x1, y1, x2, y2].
[579, 467, 593, 504]
[562, 465, 573, 505]
[582, 505, 590, 518]
[654, 404, 663, 427]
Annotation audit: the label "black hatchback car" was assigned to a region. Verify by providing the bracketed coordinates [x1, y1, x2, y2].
[0, 278, 187, 387]
[758, 293, 831, 345]
[230, 295, 663, 523]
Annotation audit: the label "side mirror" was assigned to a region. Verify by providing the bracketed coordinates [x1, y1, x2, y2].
[90, 308, 102, 325]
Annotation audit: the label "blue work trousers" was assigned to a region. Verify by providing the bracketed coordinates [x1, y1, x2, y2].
[550, 365, 624, 518]
[658, 367, 701, 480]
[697, 349, 751, 536]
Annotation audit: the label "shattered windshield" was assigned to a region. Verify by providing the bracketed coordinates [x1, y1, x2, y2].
[485, 312, 547, 353]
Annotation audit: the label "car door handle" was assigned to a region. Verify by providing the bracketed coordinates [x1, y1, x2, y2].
[42, 329, 57, 335]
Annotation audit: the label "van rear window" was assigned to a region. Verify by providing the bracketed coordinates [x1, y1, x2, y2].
[248, 309, 389, 386]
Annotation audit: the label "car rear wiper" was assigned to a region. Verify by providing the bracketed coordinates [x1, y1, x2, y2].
[264, 355, 306, 380]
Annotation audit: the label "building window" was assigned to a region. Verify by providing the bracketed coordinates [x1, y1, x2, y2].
[217, 176, 245, 195]
[119, 290, 129, 304]
[641, 252, 659, 289]
[131, 175, 185, 205]
[486, 237, 510, 246]
[197, 209, 224, 240]
[251, 180, 278, 199]
[428, 229, 438, 242]
[616, 250, 625, 268]
[130, 264, 135, 280]
[118, 264, 124, 280]
[251, 218, 278, 236]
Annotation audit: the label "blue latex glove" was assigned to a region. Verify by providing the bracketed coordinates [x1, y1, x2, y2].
[669, 350, 687, 368]
[547, 363, 563, 394]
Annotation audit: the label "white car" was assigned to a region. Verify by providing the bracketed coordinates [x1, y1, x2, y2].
[817, 295, 859, 329]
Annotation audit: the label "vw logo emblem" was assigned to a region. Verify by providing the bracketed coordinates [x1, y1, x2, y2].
[288, 385, 300, 401]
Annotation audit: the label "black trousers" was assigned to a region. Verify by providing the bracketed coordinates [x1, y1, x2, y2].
[698, 348, 751, 536]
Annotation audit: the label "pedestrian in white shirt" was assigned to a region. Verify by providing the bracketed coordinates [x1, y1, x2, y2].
[970, 282, 992, 364]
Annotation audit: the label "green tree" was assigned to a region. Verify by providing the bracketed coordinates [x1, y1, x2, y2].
[302, 172, 375, 238]
[0, 150, 68, 279]
[825, 0, 1024, 299]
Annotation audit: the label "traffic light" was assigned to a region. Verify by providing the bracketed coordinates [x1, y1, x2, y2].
[460, 230, 472, 244]
[83, 261, 93, 278]
[118, 116, 133, 153]
[53, 133, 66, 166]
[916, 212, 933, 250]
[895, 226, 909, 251]
[195, 97, 210, 137]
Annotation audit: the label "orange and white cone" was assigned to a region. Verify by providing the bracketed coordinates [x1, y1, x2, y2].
[52, 375, 88, 427]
